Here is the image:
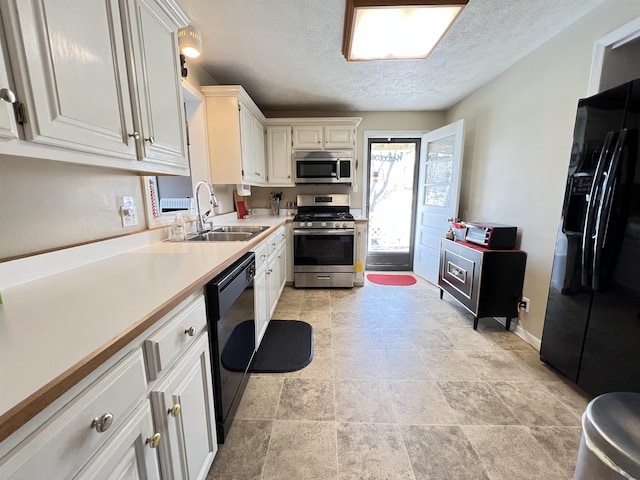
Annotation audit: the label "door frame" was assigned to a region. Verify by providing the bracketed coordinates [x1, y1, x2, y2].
[588, 16, 640, 95]
[365, 136, 422, 270]
[361, 131, 428, 271]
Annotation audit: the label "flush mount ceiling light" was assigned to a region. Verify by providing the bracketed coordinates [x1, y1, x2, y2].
[342, 0, 468, 61]
[178, 25, 203, 58]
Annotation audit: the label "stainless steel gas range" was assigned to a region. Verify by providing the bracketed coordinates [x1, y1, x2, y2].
[293, 194, 355, 288]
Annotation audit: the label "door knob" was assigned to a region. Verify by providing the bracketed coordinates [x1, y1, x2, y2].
[0, 88, 16, 104]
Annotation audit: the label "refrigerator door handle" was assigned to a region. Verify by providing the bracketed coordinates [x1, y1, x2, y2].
[581, 131, 616, 288]
[592, 128, 629, 290]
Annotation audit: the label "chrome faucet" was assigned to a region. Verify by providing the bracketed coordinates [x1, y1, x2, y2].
[195, 181, 219, 232]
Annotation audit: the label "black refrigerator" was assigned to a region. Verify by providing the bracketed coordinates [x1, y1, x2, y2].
[540, 79, 640, 397]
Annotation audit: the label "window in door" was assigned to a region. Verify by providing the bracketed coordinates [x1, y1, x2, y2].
[366, 138, 420, 271]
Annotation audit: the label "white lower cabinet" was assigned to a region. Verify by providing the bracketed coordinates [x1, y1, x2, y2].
[0, 293, 216, 480]
[254, 241, 270, 347]
[150, 334, 217, 480]
[254, 226, 287, 349]
[74, 399, 161, 480]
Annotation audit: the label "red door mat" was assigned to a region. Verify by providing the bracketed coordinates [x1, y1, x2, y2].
[366, 274, 417, 286]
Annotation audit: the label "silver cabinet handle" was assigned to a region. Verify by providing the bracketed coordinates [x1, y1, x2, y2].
[146, 433, 161, 448]
[128, 132, 140, 140]
[185, 326, 196, 337]
[145, 136, 155, 144]
[92, 413, 114, 433]
[0, 88, 16, 104]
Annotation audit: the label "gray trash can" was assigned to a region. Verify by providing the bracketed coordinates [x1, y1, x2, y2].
[574, 392, 640, 480]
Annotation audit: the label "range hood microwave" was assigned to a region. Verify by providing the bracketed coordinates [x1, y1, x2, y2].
[294, 151, 353, 185]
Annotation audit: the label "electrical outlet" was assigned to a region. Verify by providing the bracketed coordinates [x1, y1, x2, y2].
[520, 296, 530, 313]
[119, 196, 138, 227]
[352, 184, 358, 192]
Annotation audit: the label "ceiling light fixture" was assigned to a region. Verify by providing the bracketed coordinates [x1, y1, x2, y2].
[342, 0, 468, 61]
[178, 25, 203, 58]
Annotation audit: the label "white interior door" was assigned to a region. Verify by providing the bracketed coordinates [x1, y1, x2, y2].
[413, 119, 465, 284]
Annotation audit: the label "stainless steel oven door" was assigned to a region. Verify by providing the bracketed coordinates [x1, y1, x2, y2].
[293, 229, 355, 272]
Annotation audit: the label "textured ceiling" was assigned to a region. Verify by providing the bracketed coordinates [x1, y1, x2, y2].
[177, 0, 606, 112]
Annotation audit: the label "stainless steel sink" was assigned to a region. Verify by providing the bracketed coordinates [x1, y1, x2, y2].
[184, 225, 270, 242]
[210, 226, 269, 234]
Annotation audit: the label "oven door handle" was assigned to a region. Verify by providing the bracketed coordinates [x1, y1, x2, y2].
[293, 229, 355, 236]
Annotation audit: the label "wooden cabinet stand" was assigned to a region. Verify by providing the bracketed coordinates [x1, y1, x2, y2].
[438, 239, 526, 330]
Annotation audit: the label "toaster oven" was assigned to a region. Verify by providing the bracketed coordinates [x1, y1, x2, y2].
[464, 222, 517, 250]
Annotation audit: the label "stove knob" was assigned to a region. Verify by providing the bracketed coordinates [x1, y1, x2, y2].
[321, 222, 327, 227]
[337, 222, 343, 228]
[306, 222, 313, 227]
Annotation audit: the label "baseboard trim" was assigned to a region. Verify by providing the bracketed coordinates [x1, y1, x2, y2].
[493, 317, 542, 351]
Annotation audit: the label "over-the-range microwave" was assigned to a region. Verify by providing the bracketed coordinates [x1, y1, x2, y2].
[294, 151, 353, 184]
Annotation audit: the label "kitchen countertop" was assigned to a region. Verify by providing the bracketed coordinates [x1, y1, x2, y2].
[0, 216, 288, 443]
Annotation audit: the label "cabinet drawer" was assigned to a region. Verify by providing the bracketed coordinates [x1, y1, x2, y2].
[144, 296, 207, 381]
[271, 226, 286, 254]
[0, 350, 147, 480]
[254, 240, 270, 272]
[441, 248, 478, 300]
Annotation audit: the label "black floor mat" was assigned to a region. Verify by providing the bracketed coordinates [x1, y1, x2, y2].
[221, 320, 314, 373]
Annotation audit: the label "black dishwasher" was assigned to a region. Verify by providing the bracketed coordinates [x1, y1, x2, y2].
[205, 252, 256, 443]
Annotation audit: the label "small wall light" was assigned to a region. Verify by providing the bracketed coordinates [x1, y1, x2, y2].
[178, 25, 203, 58]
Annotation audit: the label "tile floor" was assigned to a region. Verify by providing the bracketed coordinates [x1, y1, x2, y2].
[207, 276, 592, 480]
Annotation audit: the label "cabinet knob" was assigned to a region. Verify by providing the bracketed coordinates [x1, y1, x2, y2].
[168, 403, 181, 417]
[128, 131, 140, 140]
[0, 88, 16, 104]
[185, 326, 197, 337]
[145, 136, 155, 144]
[277, 255, 281, 259]
[146, 433, 161, 449]
[91, 412, 114, 433]
[261, 254, 267, 259]
[267, 269, 272, 274]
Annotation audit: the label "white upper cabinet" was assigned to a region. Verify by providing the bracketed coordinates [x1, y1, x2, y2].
[124, 0, 188, 169]
[266, 125, 292, 186]
[292, 124, 356, 150]
[0, 22, 18, 140]
[201, 85, 266, 186]
[0, 0, 188, 174]
[324, 125, 355, 149]
[292, 125, 323, 150]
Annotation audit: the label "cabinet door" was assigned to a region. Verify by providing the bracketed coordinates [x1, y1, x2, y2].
[324, 125, 354, 149]
[266, 125, 293, 185]
[254, 265, 269, 348]
[275, 242, 287, 298]
[239, 104, 257, 183]
[150, 334, 217, 480]
[292, 125, 323, 150]
[2, 0, 137, 158]
[124, 0, 188, 170]
[253, 115, 266, 182]
[0, 28, 18, 140]
[74, 400, 161, 480]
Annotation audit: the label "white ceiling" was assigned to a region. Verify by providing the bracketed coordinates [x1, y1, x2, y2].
[177, 0, 606, 112]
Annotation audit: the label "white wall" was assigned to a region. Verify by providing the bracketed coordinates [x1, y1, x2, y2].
[0, 63, 216, 259]
[445, 0, 640, 343]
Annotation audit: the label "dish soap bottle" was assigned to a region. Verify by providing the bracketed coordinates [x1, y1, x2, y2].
[172, 212, 186, 240]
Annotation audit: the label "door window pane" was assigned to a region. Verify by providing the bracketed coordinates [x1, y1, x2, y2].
[423, 135, 455, 207]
